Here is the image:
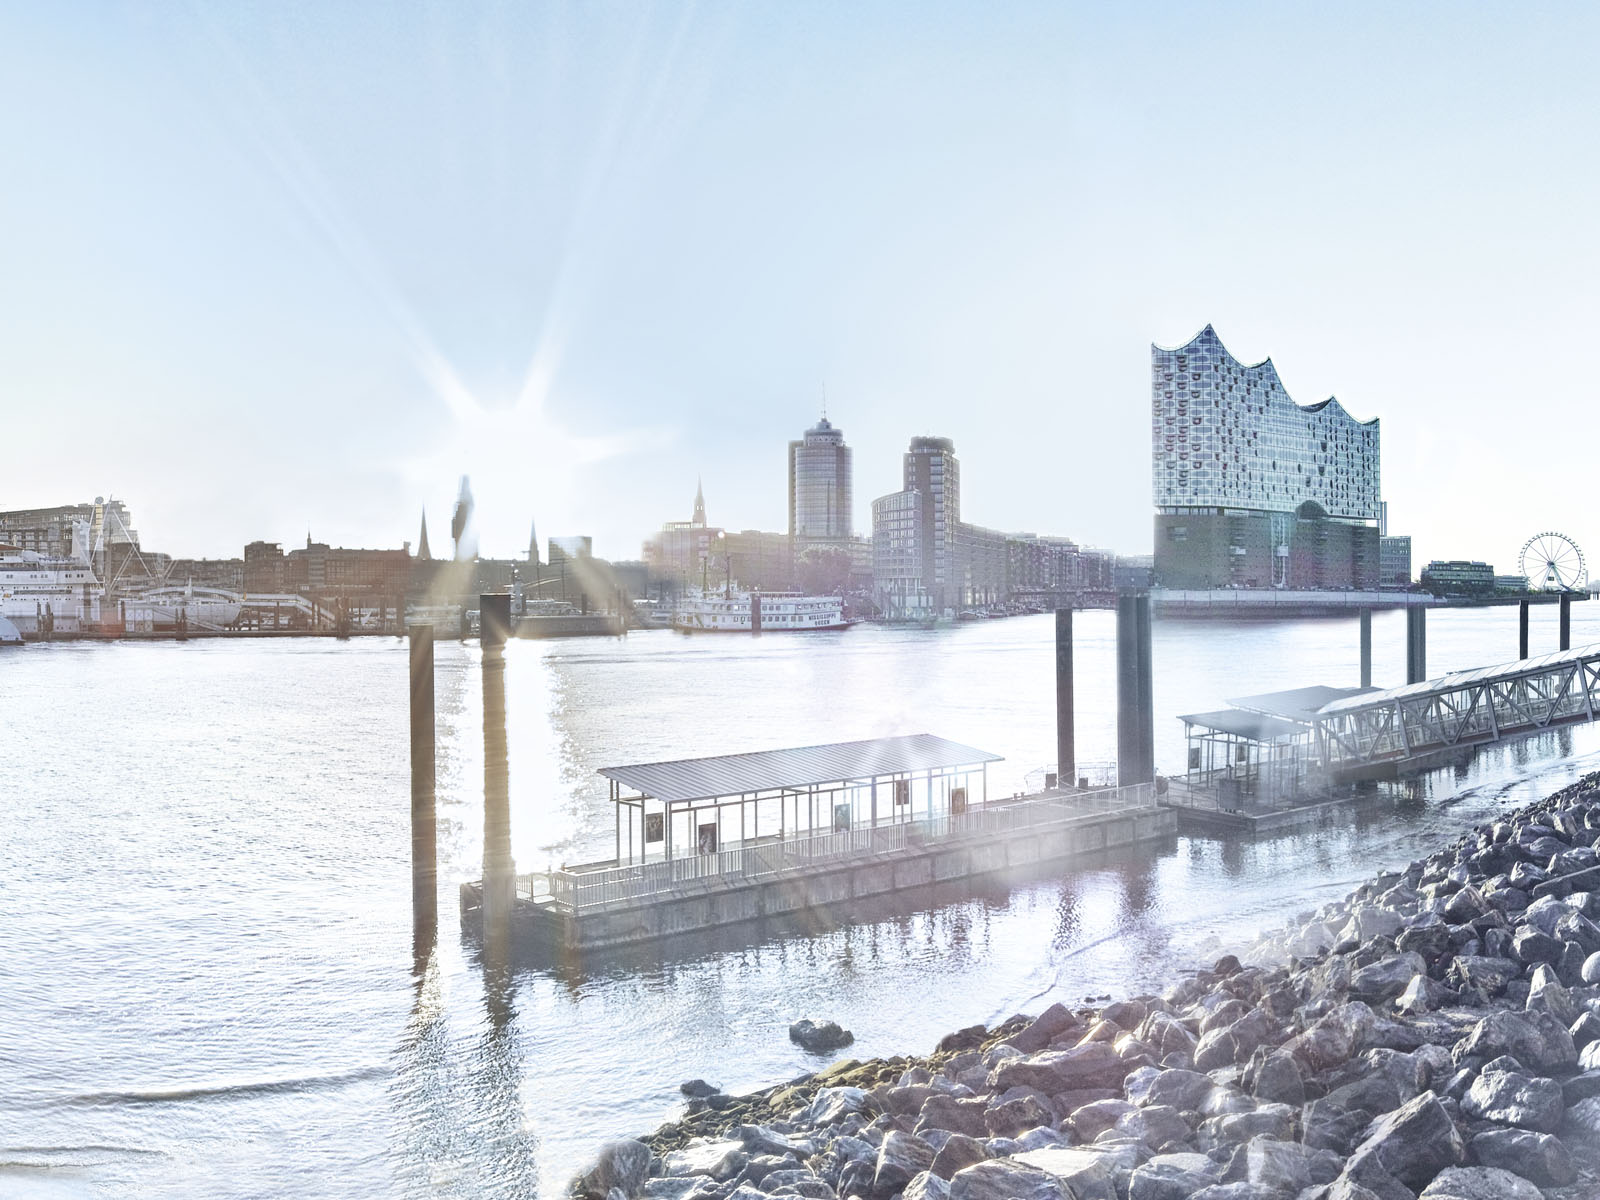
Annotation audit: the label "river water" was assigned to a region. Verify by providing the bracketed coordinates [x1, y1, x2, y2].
[4, 605, 1600, 1196]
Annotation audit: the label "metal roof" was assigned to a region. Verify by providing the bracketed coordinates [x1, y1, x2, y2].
[1179, 709, 1310, 742]
[1317, 642, 1600, 715]
[1228, 685, 1378, 723]
[598, 733, 1003, 805]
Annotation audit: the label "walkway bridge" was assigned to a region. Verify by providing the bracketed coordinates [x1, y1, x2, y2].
[1314, 644, 1600, 774]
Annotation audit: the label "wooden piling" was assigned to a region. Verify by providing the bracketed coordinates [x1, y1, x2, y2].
[480, 594, 516, 932]
[409, 624, 437, 944]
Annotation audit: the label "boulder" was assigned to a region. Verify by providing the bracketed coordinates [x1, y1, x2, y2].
[1068, 1098, 1136, 1141]
[1395, 974, 1455, 1015]
[1005, 1003, 1080, 1054]
[789, 1019, 854, 1053]
[680, 1079, 721, 1099]
[1455, 1009, 1573, 1072]
[987, 1043, 1130, 1095]
[1343, 1091, 1465, 1191]
[1125, 1153, 1222, 1200]
[1565, 1094, 1600, 1136]
[662, 1139, 748, 1182]
[874, 1131, 936, 1195]
[903, 1171, 952, 1200]
[915, 1095, 990, 1140]
[947, 1159, 1070, 1200]
[1470, 1127, 1576, 1188]
[985, 1095, 1053, 1139]
[927, 1133, 987, 1181]
[1251, 1053, 1304, 1104]
[1011, 1147, 1118, 1200]
[1351, 952, 1427, 1002]
[1113, 1103, 1191, 1150]
[1416, 1165, 1544, 1199]
[807, 1086, 872, 1126]
[1126, 1067, 1214, 1111]
[1461, 1067, 1565, 1132]
[574, 1139, 652, 1199]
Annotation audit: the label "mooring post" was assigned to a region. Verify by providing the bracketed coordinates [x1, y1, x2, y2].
[751, 590, 762, 635]
[1117, 592, 1154, 787]
[1136, 592, 1155, 785]
[1358, 609, 1372, 689]
[1055, 608, 1074, 790]
[480, 593, 516, 933]
[1406, 606, 1427, 684]
[1561, 592, 1572, 652]
[408, 623, 437, 948]
[1520, 599, 1531, 660]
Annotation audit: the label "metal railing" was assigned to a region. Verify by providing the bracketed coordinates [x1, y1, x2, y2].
[525, 782, 1158, 913]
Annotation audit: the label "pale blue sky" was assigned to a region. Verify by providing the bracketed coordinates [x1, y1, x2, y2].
[2, 2, 1596, 568]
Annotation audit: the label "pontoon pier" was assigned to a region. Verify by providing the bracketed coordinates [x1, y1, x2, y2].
[461, 733, 1174, 950]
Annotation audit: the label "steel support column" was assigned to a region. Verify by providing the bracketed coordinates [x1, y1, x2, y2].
[408, 624, 437, 955]
[1520, 599, 1530, 660]
[1055, 607, 1075, 790]
[1561, 593, 1572, 652]
[1359, 609, 1372, 689]
[1407, 607, 1427, 685]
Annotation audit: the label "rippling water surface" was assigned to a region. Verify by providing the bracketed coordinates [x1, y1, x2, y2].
[5, 605, 1600, 1196]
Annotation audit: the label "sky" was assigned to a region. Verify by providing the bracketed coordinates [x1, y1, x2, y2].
[2, 2, 1597, 569]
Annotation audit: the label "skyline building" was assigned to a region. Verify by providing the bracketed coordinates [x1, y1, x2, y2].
[788, 417, 853, 555]
[1152, 326, 1384, 590]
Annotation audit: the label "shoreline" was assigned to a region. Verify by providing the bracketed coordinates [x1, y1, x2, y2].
[576, 772, 1600, 1199]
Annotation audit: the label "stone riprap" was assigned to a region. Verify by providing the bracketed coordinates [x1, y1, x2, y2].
[574, 774, 1600, 1200]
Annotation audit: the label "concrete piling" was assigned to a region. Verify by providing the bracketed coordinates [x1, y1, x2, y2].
[1561, 592, 1572, 652]
[408, 623, 437, 947]
[1406, 607, 1427, 684]
[1117, 592, 1155, 786]
[1359, 609, 1372, 689]
[480, 594, 516, 935]
[1520, 599, 1530, 660]
[1055, 608, 1074, 790]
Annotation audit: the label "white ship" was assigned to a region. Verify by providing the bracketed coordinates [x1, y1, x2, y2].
[673, 590, 848, 633]
[120, 583, 243, 632]
[0, 524, 106, 635]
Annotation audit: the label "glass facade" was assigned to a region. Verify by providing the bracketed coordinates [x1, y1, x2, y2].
[788, 419, 853, 548]
[1152, 325, 1380, 520]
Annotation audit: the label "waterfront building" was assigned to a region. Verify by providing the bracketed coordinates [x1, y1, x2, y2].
[871, 489, 928, 618]
[1006, 535, 1116, 603]
[788, 417, 853, 556]
[0, 498, 152, 590]
[1152, 326, 1382, 590]
[871, 437, 961, 614]
[1380, 535, 1412, 589]
[642, 482, 723, 588]
[955, 522, 1008, 608]
[241, 536, 411, 601]
[724, 529, 794, 592]
[1420, 559, 1495, 597]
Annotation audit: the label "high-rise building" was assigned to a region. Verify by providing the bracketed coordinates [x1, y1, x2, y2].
[788, 417, 853, 553]
[872, 436, 969, 614]
[1152, 326, 1383, 590]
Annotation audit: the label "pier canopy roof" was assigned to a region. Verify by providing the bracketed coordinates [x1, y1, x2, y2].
[1228, 685, 1377, 724]
[599, 733, 1002, 804]
[1179, 710, 1309, 742]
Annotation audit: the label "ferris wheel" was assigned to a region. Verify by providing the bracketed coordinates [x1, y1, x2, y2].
[1520, 532, 1587, 593]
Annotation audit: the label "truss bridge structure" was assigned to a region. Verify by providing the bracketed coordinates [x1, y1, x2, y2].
[1314, 645, 1600, 772]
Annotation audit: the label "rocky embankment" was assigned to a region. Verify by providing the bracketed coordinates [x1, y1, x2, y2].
[575, 773, 1600, 1200]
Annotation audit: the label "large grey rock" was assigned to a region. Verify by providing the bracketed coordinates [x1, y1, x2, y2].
[663, 1139, 748, 1181]
[985, 1094, 1054, 1139]
[1011, 1147, 1118, 1200]
[1470, 1127, 1576, 1187]
[1461, 1067, 1565, 1132]
[1351, 952, 1427, 1002]
[1114, 1103, 1191, 1150]
[1251, 1052, 1304, 1104]
[1448, 955, 1520, 997]
[874, 1131, 936, 1195]
[1126, 1067, 1214, 1111]
[987, 1043, 1130, 1095]
[1126, 1153, 1222, 1200]
[915, 1095, 990, 1140]
[789, 1019, 854, 1053]
[903, 1171, 952, 1200]
[1005, 1003, 1081, 1054]
[947, 1159, 1069, 1200]
[1566, 1093, 1600, 1135]
[739, 1125, 810, 1159]
[1582, 949, 1600, 984]
[1455, 1009, 1575, 1072]
[575, 1139, 653, 1199]
[927, 1133, 986, 1181]
[1416, 1165, 1544, 1199]
[1068, 1098, 1136, 1141]
[1343, 1091, 1465, 1191]
[1237, 1136, 1331, 1194]
[1395, 974, 1455, 1015]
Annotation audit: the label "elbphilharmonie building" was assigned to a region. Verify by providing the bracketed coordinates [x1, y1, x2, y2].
[1152, 326, 1383, 589]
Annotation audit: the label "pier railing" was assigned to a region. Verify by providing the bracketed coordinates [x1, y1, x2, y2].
[530, 783, 1157, 913]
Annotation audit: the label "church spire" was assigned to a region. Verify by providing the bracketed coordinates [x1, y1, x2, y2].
[527, 517, 540, 565]
[416, 510, 431, 560]
[692, 477, 706, 526]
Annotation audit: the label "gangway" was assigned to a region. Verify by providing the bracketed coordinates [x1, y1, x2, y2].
[1313, 644, 1600, 773]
